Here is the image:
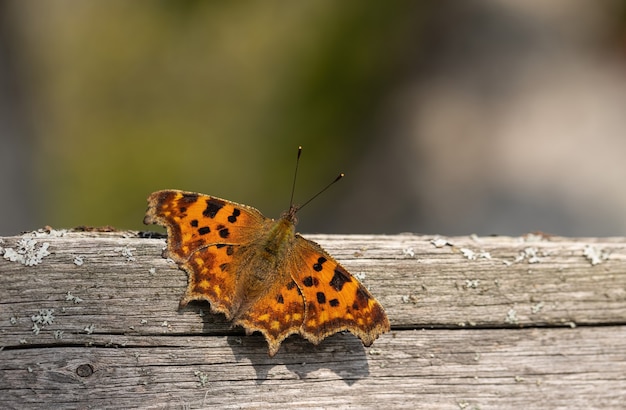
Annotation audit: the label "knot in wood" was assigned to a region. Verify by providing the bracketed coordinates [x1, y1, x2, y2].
[76, 363, 94, 377]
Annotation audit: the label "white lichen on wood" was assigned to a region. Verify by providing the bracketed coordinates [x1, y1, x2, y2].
[2, 238, 50, 266]
[115, 246, 136, 262]
[583, 245, 609, 266]
[31, 309, 55, 335]
[65, 291, 83, 304]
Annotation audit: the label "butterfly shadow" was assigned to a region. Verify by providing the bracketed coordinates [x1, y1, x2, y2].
[227, 332, 370, 386]
[187, 303, 370, 385]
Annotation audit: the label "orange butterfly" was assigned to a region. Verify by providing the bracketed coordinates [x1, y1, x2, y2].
[144, 148, 389, 356]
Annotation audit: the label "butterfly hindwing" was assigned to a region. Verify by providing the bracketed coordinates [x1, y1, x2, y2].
[179, 244, 240, 318]
[235, 278, 305, 357]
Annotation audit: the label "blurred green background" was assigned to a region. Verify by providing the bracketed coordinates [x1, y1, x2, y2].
[2, 1, 626, 236]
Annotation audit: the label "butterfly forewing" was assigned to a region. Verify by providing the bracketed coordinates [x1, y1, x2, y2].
[144, 190, 267, 262]
[145, 190, 268, 319]
[289, 237, 390, 346]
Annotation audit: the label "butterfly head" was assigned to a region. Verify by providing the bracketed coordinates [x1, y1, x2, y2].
[281, 204, 300, 225]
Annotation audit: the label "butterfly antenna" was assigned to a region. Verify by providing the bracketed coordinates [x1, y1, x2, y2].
[297, 173, 344, 213]
[289, 146, 303, 209]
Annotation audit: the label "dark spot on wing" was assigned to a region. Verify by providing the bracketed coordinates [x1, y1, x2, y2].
[356, 287, 370, 303]
[203, 198, 225, 218]
[312, 256, 327, 272]
[219, 227, 230, 238]
[352, 287, 371, 311]
[329, 267, 351, 291]
[228, 208, 241, 223]
[180, 193, 198, 206]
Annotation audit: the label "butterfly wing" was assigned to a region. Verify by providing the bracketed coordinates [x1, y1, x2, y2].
[229, 235, 391, 357]
[144, 190, 267, 262]
[144, 190, 268, 318]
[234, 278, 305, 357]
[290, 236, 390, 347]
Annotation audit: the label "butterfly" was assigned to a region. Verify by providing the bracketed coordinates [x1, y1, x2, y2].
[143, 148, 389, 356]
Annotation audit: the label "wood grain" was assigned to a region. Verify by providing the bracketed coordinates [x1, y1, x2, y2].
[1, 230, 625, 408]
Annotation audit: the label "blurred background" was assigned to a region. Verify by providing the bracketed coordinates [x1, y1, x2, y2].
[1, 0, 626, 237]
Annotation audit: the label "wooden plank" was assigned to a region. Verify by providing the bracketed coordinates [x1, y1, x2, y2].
[1, 328, 625, 408]
[2, 230, 624, 336]
[1, 230, 625, 408]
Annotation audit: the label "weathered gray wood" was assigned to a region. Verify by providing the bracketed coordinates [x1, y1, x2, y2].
[2, 328, 625, 409]
[1, 230, 625, 409]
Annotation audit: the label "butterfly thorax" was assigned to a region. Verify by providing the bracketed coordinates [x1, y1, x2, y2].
[261, 217, 296, 257]
[231, 216, 297, 316]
